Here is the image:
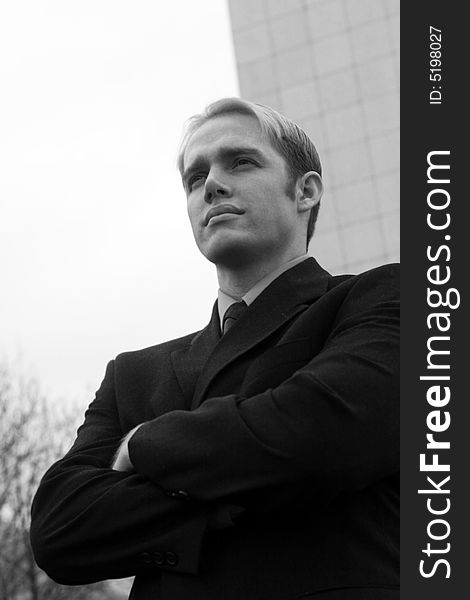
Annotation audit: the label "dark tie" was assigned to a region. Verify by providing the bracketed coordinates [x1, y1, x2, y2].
[222, 301, 247, 334]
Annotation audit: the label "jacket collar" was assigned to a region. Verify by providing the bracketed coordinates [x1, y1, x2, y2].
[190, 257, 330, 408]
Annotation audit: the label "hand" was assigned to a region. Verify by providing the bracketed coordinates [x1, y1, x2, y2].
[111, 424, 143, 472]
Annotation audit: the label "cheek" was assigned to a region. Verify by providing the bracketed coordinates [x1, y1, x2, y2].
[258, 194, 290, 221]
[262, 203, 298, 236]
[186, 199, 200, 228]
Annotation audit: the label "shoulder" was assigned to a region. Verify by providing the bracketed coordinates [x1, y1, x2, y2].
[309, 262, 400, 329]
[329, 262, 399, 301]
[114, 330, 199, 369]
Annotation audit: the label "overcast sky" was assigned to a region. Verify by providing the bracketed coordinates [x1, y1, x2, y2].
[0, 1, 239, 405]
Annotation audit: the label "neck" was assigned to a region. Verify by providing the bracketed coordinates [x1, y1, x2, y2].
[216, 247, 305, 299]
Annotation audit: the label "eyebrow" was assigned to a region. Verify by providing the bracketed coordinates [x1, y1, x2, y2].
[182, 146, 264, 187]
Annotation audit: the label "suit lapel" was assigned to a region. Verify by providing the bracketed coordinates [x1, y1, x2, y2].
[191, 258, 331, 409]
[170, 302, 221, 407]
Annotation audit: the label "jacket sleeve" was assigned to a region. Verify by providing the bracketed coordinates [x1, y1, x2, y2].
[30, 360, 234, 585]
[128, 265, 400, 510]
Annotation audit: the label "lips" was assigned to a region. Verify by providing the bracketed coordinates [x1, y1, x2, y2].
[204, 204, 245, 225]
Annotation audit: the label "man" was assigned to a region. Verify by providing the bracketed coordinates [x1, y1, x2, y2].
[31, 98, 399, 599]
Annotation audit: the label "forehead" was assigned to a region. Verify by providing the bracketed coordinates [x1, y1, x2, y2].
[183, 113, 273, 167]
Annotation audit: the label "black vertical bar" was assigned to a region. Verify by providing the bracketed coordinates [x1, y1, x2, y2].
[401, 2, 466, 598]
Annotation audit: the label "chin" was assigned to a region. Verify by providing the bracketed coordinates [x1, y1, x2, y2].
[199, 234, 257, 267]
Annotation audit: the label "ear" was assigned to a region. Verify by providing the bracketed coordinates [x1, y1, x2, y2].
[295, 171, 323, 214]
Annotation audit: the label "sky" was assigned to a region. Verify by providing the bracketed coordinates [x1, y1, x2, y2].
[0, 1, 239, 406]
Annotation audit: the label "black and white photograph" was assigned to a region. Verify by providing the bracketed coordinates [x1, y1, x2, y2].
[1, 1, 420, 598]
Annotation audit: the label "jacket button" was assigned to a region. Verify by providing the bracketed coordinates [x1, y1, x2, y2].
[165, 551, 178, 567]
[166, 490, 190, 501]
[152, 551, 164, 566]
[140, 552, 152, 565]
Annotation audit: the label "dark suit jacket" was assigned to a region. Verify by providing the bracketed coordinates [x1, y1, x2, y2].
[30, 258, 400, 600]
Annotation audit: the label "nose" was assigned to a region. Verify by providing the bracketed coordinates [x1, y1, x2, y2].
[204, 170, 231, 204]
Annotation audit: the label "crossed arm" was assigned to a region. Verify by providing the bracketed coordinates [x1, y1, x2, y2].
[30, 266, 399, 584]
[30, 359, 215, 584]
[129, 269, 399, 511]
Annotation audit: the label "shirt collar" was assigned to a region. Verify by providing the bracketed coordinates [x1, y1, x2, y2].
[217, 254, 309, 329]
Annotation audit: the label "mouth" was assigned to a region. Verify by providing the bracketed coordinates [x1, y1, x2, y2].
[204, 204, 245, 226]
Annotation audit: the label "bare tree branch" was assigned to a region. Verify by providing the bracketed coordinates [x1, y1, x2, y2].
[0, 360, 130, 600]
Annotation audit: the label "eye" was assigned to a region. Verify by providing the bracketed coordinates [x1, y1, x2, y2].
[188, 173, 206, 190]
[233, 157, 254, 168]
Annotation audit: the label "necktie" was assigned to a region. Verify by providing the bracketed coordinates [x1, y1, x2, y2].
[222, 301, 247, 334]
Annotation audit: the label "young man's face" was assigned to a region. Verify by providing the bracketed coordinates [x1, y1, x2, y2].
[182, 113, 307, 268]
